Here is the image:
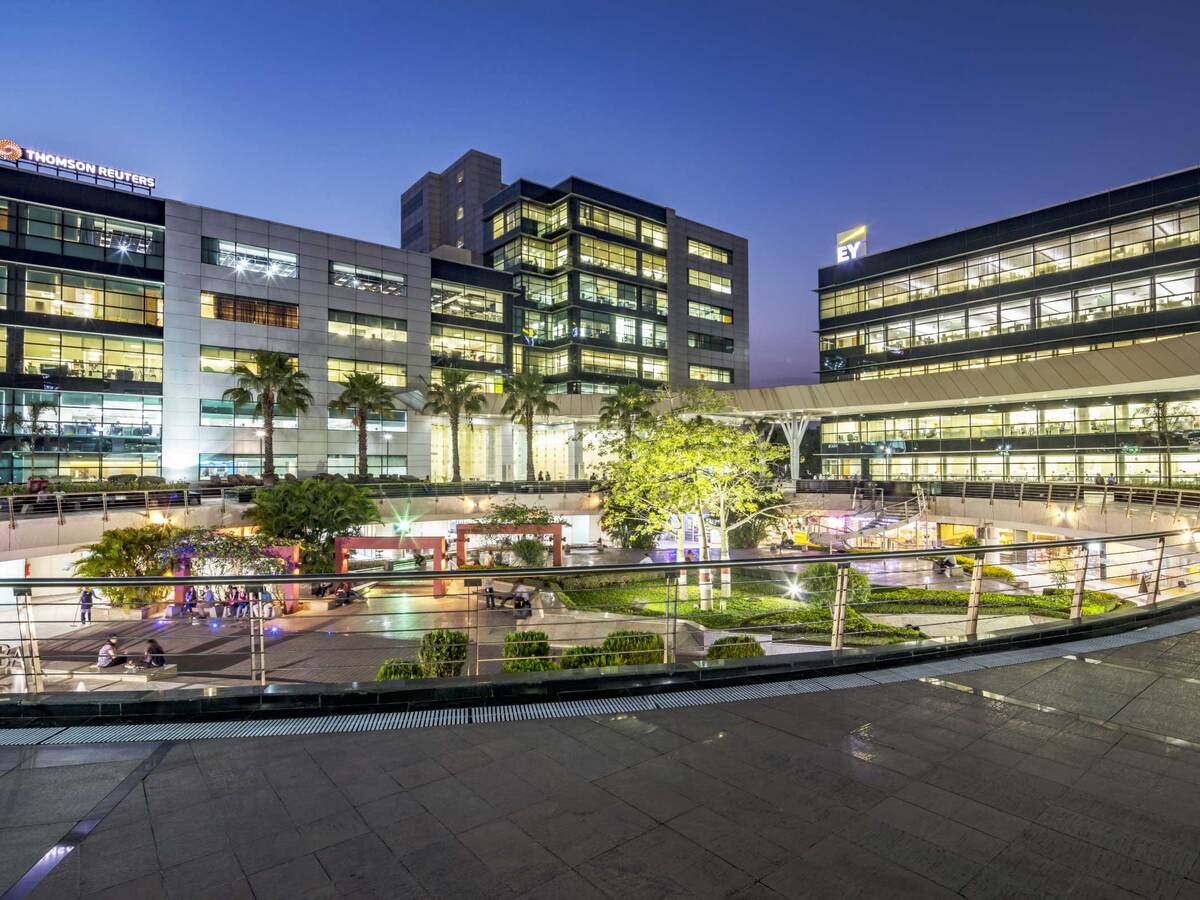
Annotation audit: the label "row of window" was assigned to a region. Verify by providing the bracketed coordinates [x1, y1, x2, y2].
[199, 399, 408, 431]
[687, 299, 734, 324]
[491, 202, 569, 240]
[328, 309, 407, 342]
[0, 197, 164, 268]
[201, 237, 299, 278]
[198, 454, 407, 479]
[577, 202, 668, 250]
[431, 278, 505, 323]
[575, 311, 669, 349]
[821, 452, 1200, 483]
[821, 268, 1199, 355]
[579, 348, 668, 381]
[491, 236, 569, 273]
[327, 358, 406, 387]
[832, 331, 1193, 380]
[687, 239, 731, 265]
[687, 332, 734, 353]
[21, 328, 162, 382]
[199, 346, 297, 375]
[819, 203, 1200, 319]
[329, 262, 407, 296]
[200, 292, 300, 328]
[822, 399, 1200, 444]
[688, 268, 732, 295]
[430, 323, 505, 365]
[0, 390, 160, 436]
[689, 364, 733, 383]
[21, 268, 163, 327]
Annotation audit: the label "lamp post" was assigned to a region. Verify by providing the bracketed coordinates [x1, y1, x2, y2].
[255, 429, 265, 476]
[383, 433, 392, 475]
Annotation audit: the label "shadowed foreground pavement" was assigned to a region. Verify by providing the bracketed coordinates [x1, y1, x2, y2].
[7, 628, 1200, 897]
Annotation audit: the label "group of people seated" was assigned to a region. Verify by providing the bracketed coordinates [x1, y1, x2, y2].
[181, 585, 276, 619]
[312, 580, 363, 605]
[96, 635, 165, 670]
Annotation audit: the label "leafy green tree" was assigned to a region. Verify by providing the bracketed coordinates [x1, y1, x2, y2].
[222, 350, 312, 479]
[510, 538, 547, 567]
[331, 372, 397, 478]
[73, 524, 178, 608]
[9, 398, 60, 480]
[479, 501, 564, 527]
[165, 527, 288, 578]
[421, 367, 485, 483]
[798, 562, 871, 610]
[1134, 399, 1180, 486]
[245, 479, 379, 572]
[599, 384, 656, 441]
[418, 629, 469, 677]
[501, 372, 559, 481]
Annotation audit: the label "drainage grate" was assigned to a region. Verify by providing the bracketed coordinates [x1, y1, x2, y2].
[0, 727, 64, 746]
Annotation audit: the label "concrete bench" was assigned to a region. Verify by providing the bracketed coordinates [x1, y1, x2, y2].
[45, 663, 180, 682]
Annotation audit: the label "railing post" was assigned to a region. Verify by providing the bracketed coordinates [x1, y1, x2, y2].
[1070, 545, 1090, 622]
[1174, 491, 1183, 523]
[1101, 484, 1108, 515]
[1018, 482, 1025, 507]
[1074, 484, 1082, 512]
[989, 482, 995, 506]
[1150, 488, 1159, 522]
[1150, 536, 1166, 607]
[6, 495, 14, 530]
[101, 491, 109, 522]
[965, 551, 984, 639]
[55, 493, 64, 526]
[830, 563, 849, 651]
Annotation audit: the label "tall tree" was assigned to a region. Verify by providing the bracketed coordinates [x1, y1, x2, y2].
[501, 372, 559, 481]
[1135, 399, 1179, 486]
[331, 373, 397, 477]
[222, 351, 312, 479]
[598, 383, 656, 441]
[421, 367, 485, 483]
[18, 398, 59, 481]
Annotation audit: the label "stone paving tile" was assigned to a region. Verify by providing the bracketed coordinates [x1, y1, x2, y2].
[20, 632, 1200, 896]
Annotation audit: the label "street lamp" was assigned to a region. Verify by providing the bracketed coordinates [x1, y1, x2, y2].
[383, 433, 392, 475]
[255, 429, 266, 476]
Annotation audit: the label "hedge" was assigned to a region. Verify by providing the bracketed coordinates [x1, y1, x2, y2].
[706, 635, 765, 660]
[376, 659, 425, 681]
[954, 555, 1015, 580]
[559, 645, 613, 669]
[418, 629, 469, 677]
[601, 630, 664, 665]
[867, 587, 1125, 617]
[503, 630, 557, 672]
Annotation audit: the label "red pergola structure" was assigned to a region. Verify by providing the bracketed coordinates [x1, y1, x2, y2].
[172, 545, 303, 613]
[455, 523, 563, 567]
[332, 535, 447, 597]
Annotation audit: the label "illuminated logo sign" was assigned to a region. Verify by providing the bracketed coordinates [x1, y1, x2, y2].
[0, 138, 156, 190]
[836, 225, 867, 263]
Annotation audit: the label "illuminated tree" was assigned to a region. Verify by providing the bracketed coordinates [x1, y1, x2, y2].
[501, 372, 559, 481]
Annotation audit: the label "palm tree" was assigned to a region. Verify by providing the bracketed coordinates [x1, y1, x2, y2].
[501, 372, 559, 481]
[332, 373, 397, 478]
[222, 351, 312, 480]
[599, 383, 656, 441]
[421, 367, 485, 483]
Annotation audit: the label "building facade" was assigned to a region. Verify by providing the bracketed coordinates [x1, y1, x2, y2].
[814, 167, 1200, 483]
[403, 151, 750, 392]
[0, 145, 750, 484]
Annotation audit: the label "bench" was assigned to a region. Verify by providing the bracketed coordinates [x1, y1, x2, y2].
[43, 663, 179, 682]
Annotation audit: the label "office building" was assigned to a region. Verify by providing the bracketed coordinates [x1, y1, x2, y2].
[0, 142, 749, 483]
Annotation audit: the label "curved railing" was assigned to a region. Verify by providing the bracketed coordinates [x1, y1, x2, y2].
[797, 478, 1200, 516]
[2, 528, 1197, 722]
[0, 479, 600, 526]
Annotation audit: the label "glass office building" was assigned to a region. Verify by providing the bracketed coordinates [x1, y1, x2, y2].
[818, 170, 1200, 382]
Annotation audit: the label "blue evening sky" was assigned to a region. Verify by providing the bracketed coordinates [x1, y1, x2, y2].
[5, 0, 1200, 385]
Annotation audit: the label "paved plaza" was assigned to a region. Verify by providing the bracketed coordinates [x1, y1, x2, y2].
[4, 623, 1200, 897]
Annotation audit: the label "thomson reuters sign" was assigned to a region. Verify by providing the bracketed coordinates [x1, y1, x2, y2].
[0, 138, 155, 189]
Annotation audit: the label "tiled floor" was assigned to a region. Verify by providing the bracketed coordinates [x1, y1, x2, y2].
[9, 629, 1200, 897]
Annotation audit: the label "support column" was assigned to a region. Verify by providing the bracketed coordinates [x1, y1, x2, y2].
[965, 551, 984, 639]
[1070, 545, 1090, 621]
[781, 415, 810, 480]
[830, 563, 849, 651]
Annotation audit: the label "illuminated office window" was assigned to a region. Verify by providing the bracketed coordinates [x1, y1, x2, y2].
[329, 262, 407, 295]
[199, 346, 297, 374]
[688, 269, 732, 294]
[689, 364, 733, 384]
[200, 292, 299, 328]
[201, 237, 298, 277]
[328, 309, 407, 342]
[327, 358, 406, 387]
[688, 300, 733, 323]
[687, 239, 729, 264]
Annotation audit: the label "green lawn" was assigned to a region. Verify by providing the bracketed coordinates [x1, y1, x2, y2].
[550, 570, 924, 646]
[864, 587, 1132, 619]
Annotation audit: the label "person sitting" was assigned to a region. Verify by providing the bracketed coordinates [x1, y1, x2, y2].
[96, 636, 128, 669]
[482, 577, 496, 609]
[260, 587, 274, 619]
[138, 639, 166, 669]
[335, 582, 350, 606]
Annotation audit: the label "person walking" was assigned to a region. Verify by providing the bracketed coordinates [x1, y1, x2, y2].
[482, 576, 496, 609]
[182, 585, 196, 617]
[78, 586, 94, 625]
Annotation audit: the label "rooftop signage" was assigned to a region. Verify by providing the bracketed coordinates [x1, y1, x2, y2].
[836, 224, 867, 263]
[0, 138, 156, 191]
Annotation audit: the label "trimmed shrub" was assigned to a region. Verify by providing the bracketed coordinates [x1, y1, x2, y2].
[510, 538, 548, 568]
[503, 630, 557, 672]
[601, 630, 664, 665]
[559, 645, 613, 669]
[376, 659, 425, 681]
[707, 635, 765, 660]
[954, 555, 1015, 580]
[419, 629, 469, 677]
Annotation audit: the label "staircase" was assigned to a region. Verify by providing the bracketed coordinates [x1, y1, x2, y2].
[817, 486, 928, 549]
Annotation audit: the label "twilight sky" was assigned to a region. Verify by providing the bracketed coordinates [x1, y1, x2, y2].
[6, 0, 1200, 386]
